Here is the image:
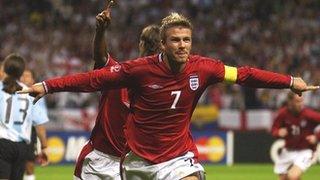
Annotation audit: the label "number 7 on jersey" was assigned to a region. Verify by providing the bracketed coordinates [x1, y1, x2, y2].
[170, 91, 181, 109]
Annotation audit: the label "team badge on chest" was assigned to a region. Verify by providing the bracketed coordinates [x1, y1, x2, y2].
[189, 75, 199, 91]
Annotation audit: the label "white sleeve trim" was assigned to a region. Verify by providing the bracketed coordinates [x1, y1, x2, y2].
[289, 76, 294, 88]
[42, 81, 48, 93]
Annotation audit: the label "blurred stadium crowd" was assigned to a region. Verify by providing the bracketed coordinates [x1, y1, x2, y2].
[1, 0, 320, 110]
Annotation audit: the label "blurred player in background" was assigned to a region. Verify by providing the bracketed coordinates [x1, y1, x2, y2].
[0, 54, 49, 180]
[20, 69, 49, 180]
[19, 12, 318, 179]
[74, 1, 161, 179]
[271, 92, 320, 180]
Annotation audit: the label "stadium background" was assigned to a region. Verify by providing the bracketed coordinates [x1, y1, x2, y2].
[1, 0, 320, 179]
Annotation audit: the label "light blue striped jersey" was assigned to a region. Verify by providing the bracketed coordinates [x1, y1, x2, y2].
[0, 81, 49, 143]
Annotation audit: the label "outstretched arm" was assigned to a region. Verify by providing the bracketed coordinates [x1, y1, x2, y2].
[223, 65, 318, 95]
[18, 65, 128, 103]
[204, 59, 318, 95]
[237, 67, 318, 94]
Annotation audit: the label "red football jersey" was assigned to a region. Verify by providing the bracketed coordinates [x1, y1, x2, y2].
[271, 107, 320, 150]
[44, 54, 291, 163]
[90, 56, 129, 157]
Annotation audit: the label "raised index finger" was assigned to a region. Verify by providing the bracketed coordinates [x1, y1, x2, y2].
[306, 86, 320, 91]
[105, 0, 115, 9]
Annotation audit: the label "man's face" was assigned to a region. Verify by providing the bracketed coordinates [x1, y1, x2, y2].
[162, 26, 192, 64]
[288, 95, 304, 113]
[20, 70, 34, 87]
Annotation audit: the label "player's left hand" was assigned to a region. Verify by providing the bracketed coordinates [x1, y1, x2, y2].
[17, 82, 46, 104]
[306, 135, 317, 145]
[290, 77, 319, 96]
[36, 148, 49, 166]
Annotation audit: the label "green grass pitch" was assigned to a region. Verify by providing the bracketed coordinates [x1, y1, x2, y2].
[35, 164, 320, 180]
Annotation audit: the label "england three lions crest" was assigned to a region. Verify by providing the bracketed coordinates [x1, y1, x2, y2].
[189, 75, 199, 91]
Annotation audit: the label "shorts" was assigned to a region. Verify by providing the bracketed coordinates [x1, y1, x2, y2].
[274, 148, 316, 174]
[0, 138, 29, 180]
[26, 127, 37, 161]
[73, 142, 121, 180]
[122, 151, 205, 180]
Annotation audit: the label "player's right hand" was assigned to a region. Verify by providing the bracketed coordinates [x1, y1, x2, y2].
[278, 128, 288, 137]
[17, 82, 46, 104]
[96, 1, 113, 31]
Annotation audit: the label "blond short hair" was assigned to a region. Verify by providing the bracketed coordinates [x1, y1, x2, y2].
[160, 12, 193, 41]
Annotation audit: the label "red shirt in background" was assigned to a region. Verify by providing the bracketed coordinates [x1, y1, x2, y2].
[90, 56, 129, 157]
[272, 107, 320, 151]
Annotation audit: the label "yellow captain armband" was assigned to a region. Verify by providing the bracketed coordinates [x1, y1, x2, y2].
[224, 65, 238, 84]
